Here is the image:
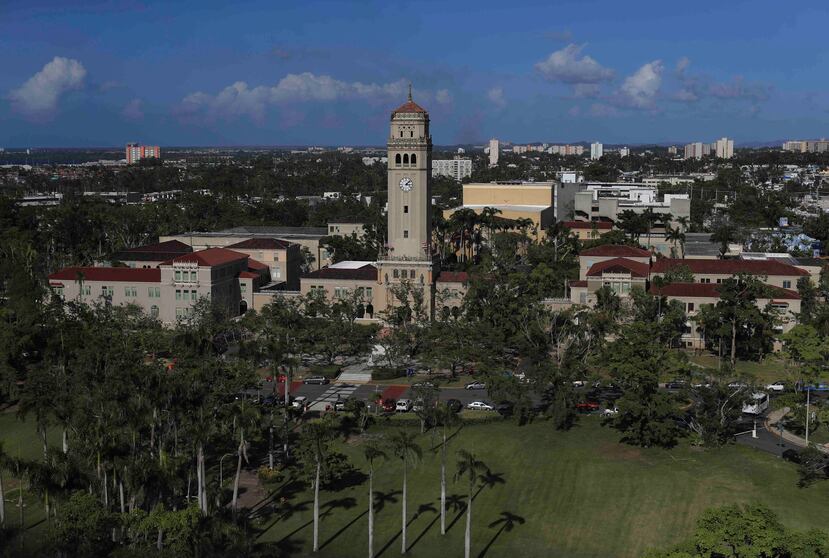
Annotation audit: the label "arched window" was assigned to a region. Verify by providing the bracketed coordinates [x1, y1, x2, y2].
[395, 153, 401, 166]
[150, 305, 159, 318]
[403, 154, 409, 165]
[410, 131, 413, 137]
[411, 153, 417, 165]
[400, 130, 403, 137]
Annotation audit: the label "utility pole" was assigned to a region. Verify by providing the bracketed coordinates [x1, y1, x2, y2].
[805, 388, 811, 445]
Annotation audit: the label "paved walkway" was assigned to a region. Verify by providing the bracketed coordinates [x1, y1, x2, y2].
[235, 468, 269, 510]
[765, 407, 829, 453]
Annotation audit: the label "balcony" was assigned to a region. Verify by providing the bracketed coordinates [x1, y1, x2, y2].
[377, 246, 433, 262]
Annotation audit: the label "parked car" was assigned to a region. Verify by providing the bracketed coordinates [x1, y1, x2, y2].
[382, 398, 397, 413]
[576, 400, 600, 413]
[765, 381, 786, 392]
[291, 395, 308, 409]
[334, 398, 347, 412]
[304, 376, 329, 385]
[664, 380, 687, 390]
[572, 379, 587, 388]
[446, 398, 463, 413]
[465, 381, 486, 390]
[602, 406, 619, 416]
[728, 381, 748, 389]
[467, 401, 494, 411]
[396, 399, 413, 412]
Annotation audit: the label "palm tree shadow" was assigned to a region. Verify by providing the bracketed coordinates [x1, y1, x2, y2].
[373, 489, 401, 514]
[408, 502, 442, 550]
[275, 497, 356, 544]
[428, 425, 464, 452]
[444, 493, 468, 534]
[473, 470, 506, 500]
[319, 508, 368, 550]
[255, 499, 312, 540]
[375, 501, 437, 557]
[477, 511, 526, 558]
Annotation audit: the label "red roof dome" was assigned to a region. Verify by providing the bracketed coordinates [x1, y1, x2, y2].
[392, 84, 427, 116]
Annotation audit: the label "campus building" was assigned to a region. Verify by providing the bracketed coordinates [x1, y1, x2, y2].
[126, 143, 160, 164]
[432, 156, 472, 181]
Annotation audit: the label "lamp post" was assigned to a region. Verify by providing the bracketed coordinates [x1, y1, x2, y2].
[219, 452, 234, 487]
[805, 388, 811, 445]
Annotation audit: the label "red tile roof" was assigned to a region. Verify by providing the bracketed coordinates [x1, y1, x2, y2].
[170, 248, 249, 267]
[561, 220, 612, 230]
[239, 271, 259, 279]
[48, 267, 161, 283]
[247, 258, 269, 271]
[649, 282, 800, 300]
[586, 257, 650, 278]
[569, 280, 588, 287]
[580, 245, 651, 258]
[392, 100, 427, 115]
[111, 240, 192, 262]
[651, 258, 809, 277]
[303, 265, 378, 281]
[437, 271, 469, 283]
[227, 238, 293, 250]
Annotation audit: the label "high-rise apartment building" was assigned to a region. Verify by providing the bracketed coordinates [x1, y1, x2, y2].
[782, 139, 829, 153]
[590, 142, 603, 160]
[684, 142, 704, 160]
[619, 147, 630, 158]
[432, 157, 473, 182]
[715, 137, 734, 159]
[126, 143, 160, 164]
[488, 138, 499, 166]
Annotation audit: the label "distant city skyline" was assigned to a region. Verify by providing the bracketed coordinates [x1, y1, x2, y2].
[3, 0, 829, 147]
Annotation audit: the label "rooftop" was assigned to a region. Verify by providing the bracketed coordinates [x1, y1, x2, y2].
[436, 271, 469, 283]
[170, 247, 249, 267]
[303, 263, 377, 281]
[580, 245, 651, 258]
[651, 258, 809, 277]
[227, 237, 293, 250]
[586, 257, 650, 278]
[49, 267, 161, 283]
[111, 239, 192, 262]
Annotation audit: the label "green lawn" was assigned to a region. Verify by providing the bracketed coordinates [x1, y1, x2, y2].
[251, 417, 829, 558]
[687, 354, 791, 384]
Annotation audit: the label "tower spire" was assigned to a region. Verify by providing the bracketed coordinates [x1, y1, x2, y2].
[408, 83, 413, 102]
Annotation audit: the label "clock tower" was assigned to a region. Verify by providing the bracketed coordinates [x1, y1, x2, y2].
[377, 86, 435, 316]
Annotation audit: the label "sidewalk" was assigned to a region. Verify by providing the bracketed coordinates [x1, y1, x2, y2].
[765, 407, 829, 453]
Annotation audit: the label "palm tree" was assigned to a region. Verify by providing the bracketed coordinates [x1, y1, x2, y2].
[364, 442, 387, 558]
[455, 449, 488, 558]
[665, 225, 685, 259]
[231, 400, 261, 515]
[390, 430, 422, 554]
[304, 421, 332, 553]
[435, 404, 461, 535]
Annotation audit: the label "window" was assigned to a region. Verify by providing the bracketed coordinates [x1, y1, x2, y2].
[411, 153, 416, 165]
[148, 286, 161, 298]
[395, 154, 401, 166]
[82, 285, 91, 296]
[190, 271, 198, 282]
[150, 305, 159, 318]
[403, 205, 409, 214]
[53, 286, 64, 299]
[403, 154, 409, 165]
[241, 283, 247, 294]
[365, 287, 372, 299]
[101, 286, 113, 298]
[190, 290, 197, 301]
[687, 302, 695, 312]
[783, 280, 791, 289]
[174, 270, 182, 281]
[403, 230, 409, 238]
[700, 278, 711, 284]
[410, 131, 413, 138]
[393, 269, 399, 278]
[125, 286, 137, 297]
[400, 130, 403, 138]
[175, 289, 182, 301]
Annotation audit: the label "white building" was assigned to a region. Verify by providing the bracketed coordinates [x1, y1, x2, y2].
[489, 139, 500, 166]
[619, 147, 630, 158]
[715, 137, 734, 159]
[432, 157, 473, 182]
[590, 142, 603, 160]
[684, 142, 705, 160]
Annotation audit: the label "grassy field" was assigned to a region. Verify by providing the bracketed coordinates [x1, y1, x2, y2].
[251, 417, 829, 558]
[687, 354, 790, 384]
[5, 408, 829, 557]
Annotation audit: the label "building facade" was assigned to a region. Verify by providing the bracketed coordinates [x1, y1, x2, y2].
[488, 138, 499, 166]
[432, 157, 472, 181]
[126, 143, 160, 164]
[590, 142, 603, 160]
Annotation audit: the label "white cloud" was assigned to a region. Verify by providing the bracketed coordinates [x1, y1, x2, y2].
[435, 89, 452, 105]
[619, 60, 663, 108]
[9, 56, 86, 116]
[177, 72, 411, 123]
[487, 87, 506, 108]
[122, 98, 144, 120]
[535, 44, 614, 84]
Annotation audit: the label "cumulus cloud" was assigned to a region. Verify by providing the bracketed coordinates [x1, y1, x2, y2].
[535, 44, 614, 85]
[670, 59, 771, 109]
[435, 89, 452, 105]
[618, 60, 663, 109]
[708, 76, 770, 103]
[8, 56, 86, 116]
[176, 72, 410, 123]
[122, 98, 144, 120]
[487, 87, 506, 108]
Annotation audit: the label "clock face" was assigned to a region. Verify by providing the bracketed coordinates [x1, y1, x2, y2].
[399, 177, 413, 192]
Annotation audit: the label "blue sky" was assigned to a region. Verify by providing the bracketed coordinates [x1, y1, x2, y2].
[2, 0, 829, 147]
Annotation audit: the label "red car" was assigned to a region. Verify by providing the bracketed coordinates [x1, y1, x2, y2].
[382, 399, 397, 413]
[576, 400, 600, 412]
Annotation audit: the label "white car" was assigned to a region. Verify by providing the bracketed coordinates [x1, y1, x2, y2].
[465, 381, 486, 390]
[466, 401, 494, 411]
[396, 399, 413, 412]
[602, 406, 619, 416]
[765, 381, 786, 392]
[572, 380, 587, 388]
[291, 395, 308, 409]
